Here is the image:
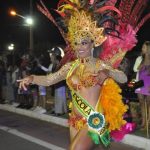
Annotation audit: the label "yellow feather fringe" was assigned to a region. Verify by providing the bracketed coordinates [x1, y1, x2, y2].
[99, 78, 128, 131]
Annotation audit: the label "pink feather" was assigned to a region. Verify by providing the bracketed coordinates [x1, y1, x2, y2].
[111, 122, 136, 142]
[100, 24, 137, 68]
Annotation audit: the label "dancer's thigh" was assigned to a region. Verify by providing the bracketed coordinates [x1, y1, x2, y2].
[70, 126, 78, 142]
[70, 126, 95, 150]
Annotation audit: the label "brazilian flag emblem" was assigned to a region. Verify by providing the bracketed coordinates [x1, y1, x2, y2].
[87, 112, 105, 132]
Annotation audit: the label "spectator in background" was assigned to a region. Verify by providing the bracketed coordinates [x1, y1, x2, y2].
[134, 41, 150, 129]
[33, 56, 48, 114]
[38, 47, 67, 115]
[19, 68, 32, 109]
[119, 57, 130, 79]
[49, 47, 61, 97]
[118, 57, 133, 122]
[133, 54, 143, 82]
[29, 59, 39, 110]
[0, 60, 7, 103]
[5, 65, 14, 104]
[52, 54, 67, 116]
[11, 64, 19, 104]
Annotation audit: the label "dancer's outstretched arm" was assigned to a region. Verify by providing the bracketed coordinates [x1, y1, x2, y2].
[17, 62, 72, 90]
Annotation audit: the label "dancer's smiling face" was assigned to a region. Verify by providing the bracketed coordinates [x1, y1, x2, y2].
[74, 38, 94, 58]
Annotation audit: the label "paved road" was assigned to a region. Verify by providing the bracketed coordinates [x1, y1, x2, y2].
[0, 110, 144, 150]
[0, 129, 52, 150]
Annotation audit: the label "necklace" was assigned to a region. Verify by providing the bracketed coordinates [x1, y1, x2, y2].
[76, 57, 97, 78]
[69, 57, 100, 89]
[79, 56, 96, 65]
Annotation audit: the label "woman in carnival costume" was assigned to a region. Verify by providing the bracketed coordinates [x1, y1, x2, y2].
[18, 0, 150, 149]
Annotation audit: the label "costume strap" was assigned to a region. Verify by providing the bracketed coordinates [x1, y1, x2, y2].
[71, 90, 94, 117]
[66, 59, 79, 79]
[71, 90, 110, 146]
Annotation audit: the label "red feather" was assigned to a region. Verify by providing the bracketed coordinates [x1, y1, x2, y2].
[129, 0, 147, 27]
[135, 13, 150, 33]
[95, 6, 122, 18]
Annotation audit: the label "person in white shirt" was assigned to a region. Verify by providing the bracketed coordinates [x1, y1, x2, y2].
[133, 55, 143, 82]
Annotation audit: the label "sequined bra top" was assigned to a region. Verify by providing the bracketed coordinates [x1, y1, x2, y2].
[66, 59, 102, 90]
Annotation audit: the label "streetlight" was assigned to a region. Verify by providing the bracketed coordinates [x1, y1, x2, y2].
[8, 43, 14, 51]
[10, 10, 33, 25]
[10, 10, 24, 19]
[26, 17, 33, 25]
[10, 10, 34, 53]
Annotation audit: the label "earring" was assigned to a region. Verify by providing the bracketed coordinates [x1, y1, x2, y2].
[91, 48, 94, 56]
[76, 52, 79, 59]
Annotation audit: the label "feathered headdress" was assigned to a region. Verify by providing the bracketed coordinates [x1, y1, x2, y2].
[67, 10, 107, 48]
[37, 0, 150, 68]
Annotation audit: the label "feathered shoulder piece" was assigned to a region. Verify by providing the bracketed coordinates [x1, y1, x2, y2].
[99, 0, 150, 68]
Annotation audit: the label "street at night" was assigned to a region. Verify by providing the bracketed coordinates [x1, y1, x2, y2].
[0, 109, 145, 150]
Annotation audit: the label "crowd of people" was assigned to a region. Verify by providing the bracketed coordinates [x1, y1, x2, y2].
[0, 47, 68, 115]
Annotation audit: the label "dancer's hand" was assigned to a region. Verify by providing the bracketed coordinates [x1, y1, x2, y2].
[17, 75, 34, 91]
[96, 69, 109, 86]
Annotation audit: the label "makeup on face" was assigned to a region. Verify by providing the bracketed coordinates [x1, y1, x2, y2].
[74, 39, 94, 58]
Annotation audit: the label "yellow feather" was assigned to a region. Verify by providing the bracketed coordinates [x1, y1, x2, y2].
[99, 78, 128, 131]
[58, 4, 74, 12]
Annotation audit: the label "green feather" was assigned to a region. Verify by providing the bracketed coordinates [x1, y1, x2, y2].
[88, 131, 100, 145]
[88, 130, 111, 146]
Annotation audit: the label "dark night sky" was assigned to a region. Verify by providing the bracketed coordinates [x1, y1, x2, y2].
[0, 0, 150, 55]
[0, 0, 64, 53]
